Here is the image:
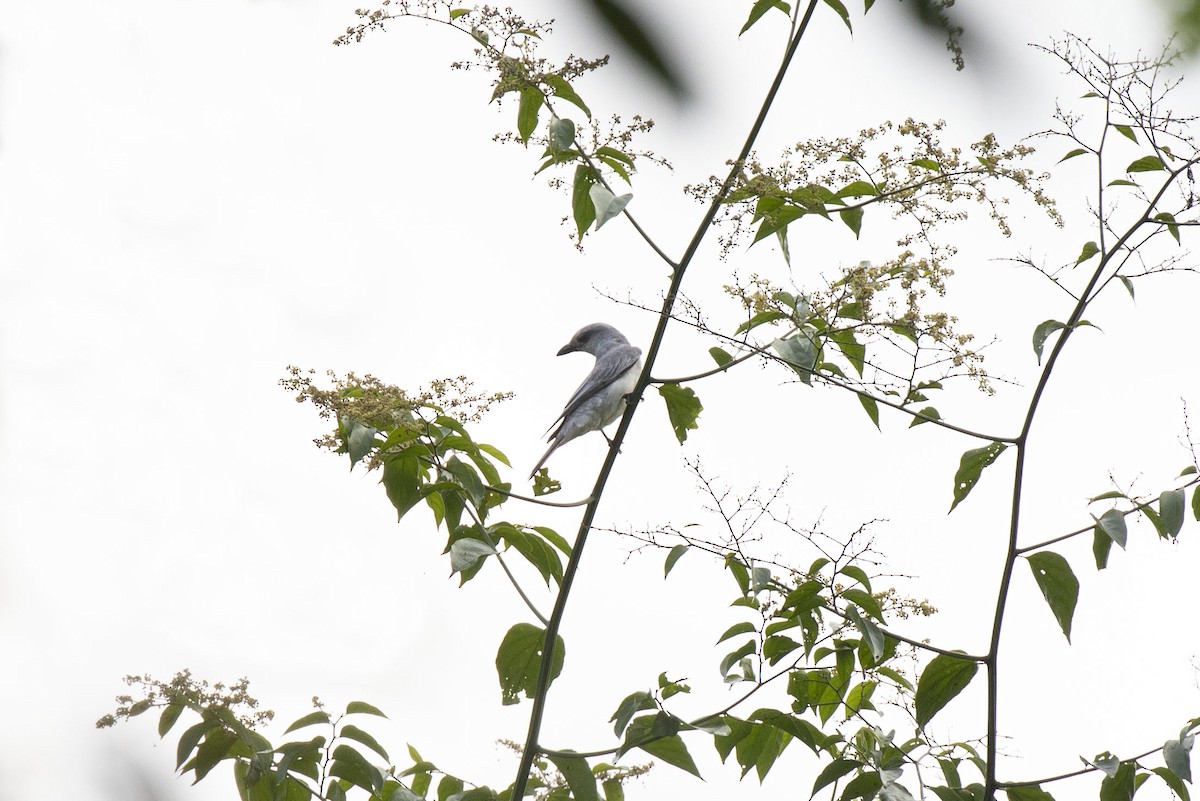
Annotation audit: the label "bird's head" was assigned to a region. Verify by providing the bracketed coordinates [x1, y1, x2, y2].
[557, 323, 630, 357]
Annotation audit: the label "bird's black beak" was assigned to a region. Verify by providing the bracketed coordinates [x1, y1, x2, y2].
[557, 342, 578, 356]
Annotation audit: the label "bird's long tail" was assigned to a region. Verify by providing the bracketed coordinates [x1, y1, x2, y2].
[528, 438, 561, 480]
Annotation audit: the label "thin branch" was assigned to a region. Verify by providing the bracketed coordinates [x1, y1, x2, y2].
[509, 4, 824, 797]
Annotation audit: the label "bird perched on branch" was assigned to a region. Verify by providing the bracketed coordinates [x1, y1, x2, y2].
[529, 323, 643, 479]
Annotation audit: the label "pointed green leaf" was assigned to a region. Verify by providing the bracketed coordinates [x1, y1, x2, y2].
[1127, 155, 1165, 172]
[1006, 786, 1056, 801]
[822, 0, 853, 31]
[449, 538, 495, 578]
[157, 703, 185, 738]
[857, 393, 881, 430]
[1026, 551, 1079, 642]
[915, 653, 978, 728]
[382, 455, 423, 520]
[1096, 509, 1128, 549]
[1152, 767, 1191, 801]
[1113, 124, 1138, 143]
[548, 117, 576, 155]
[547, 754, 601, 801]
[340, 725, 389, 762]
[516, 85, 543, 144]
[772, 333, 818, 385]
[589, 183, 633, 231]
[1108, 179, 1139, 187]
[1099, 761, 1136, 801]
[829, 328, 865, 376]
[1164, 733, 1194, 782]
[1032, 320, 1066, 364]
[664, 543, 689, 577]
[449, 8, 471, 20]
[620, 715, 701, 777]
[813, 759, 863, 796]
[1118, 275, 1136, 300]
[1193, 485, 1200, 521]
[1155, 212, 1181, 244]
[839, 206, 864, 238]
[1160, 489, 1186, 538]
[1058, 148, 1090, 164]
[543, 74, 591, 118]
[609, 691, 655, 737]
[345, 701, 387, 718]
[717, 622, 757, 645]
[658, 383, 702, 444]
[739, 0, 790, 35]
[496, 622, 565, 706]
[1075, 242, 1101, 267]
[708, 347, 733, 370]
[909, 407, 941, 428]
[285, 711, 332, 735]
[571, 165, 597, 241]
[949, 442, 1008, 513]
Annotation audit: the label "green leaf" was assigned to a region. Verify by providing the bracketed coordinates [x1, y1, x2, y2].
[658, 383, 702, 444]
[449, 538, 495, 579]
[1160, 489, 1186, 538]
[1113, 124, 1138, 143]
[708, 346, 733, 368]
[547, 754, 601, 801]
[772, 333, 818, 385]
[382, 455, 423, 521]
[839, 206, 864, 238]
[838, 180, 878, 198]
[1099, 761, 1136, 801]
[1006, 786, 1056, 801]
[1058, 148, 1090, 164]
[438, 776, 465, 801]
[341, 725, 389, 762]
[1096, 509, 1128, 550]
[1164, 733, 1194, 782]
[717, 621, 757, 645]
[1092, 528, 1114, 571]
[915, 653, 979, 728]
[516, 85, 543, 145]
[847, 607, 884, 661]
[1075, 241, 1101, 266]
[620, 715, 702, 777]
[1127, 155, 1165, 172]
[346, 701, 387, 718]
[1155, 212, 1182, 244]
[841, 587, 884, 621]
[496, 622, 565, 705]
[949, 442, 1008, 513]
[739, 0, 790, 35]
[857, 393, 880, 430]
[664, 544, 689, 577]
[1108, 179, 1139, 187]
[912, 158, 940, 171]
[157, 703, 185, 738]
[813, 758, 863, 796]
[1026, 551, 1079, 642]
[449, 8, 470, 20]
[284, 710, 331, 735]
[1152, 767, 1191, 801]
[822, 0, 853, 31]
[589, 184, 633, 231]
[610, 691, 655, 737]
[1118, 275, 1136, 300]
[1032, 320, 1067, 365]
[829, 327, 865, 377]
[330, 744, 383, 793]
[548, 117, 576, 155]
[1193, 485, 1200, 521]
[571, 165, 598, 241]
[909, 407, 941, 428]
[346, 420, 378, 468]
[543, 74, 591, 118]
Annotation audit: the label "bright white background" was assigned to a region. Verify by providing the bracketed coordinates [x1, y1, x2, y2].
[1, 2, 1198, 800]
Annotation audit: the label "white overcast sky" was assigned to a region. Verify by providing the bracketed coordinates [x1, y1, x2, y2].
[2, 2, 1199, 801]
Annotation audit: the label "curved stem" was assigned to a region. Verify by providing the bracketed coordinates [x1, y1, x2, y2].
[509, 3, 823, 797]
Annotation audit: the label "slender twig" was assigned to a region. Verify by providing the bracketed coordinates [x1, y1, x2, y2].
[982, 153, 1198, 801]
[509, 4, 823, 797]
[1014, 474, 1200, 554]
[485, 484, 595, 508]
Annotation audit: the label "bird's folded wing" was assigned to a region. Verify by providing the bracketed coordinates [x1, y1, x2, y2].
[543, 345, 642, 435]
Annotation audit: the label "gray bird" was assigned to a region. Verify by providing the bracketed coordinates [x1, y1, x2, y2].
[529, 323, 643, 479]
